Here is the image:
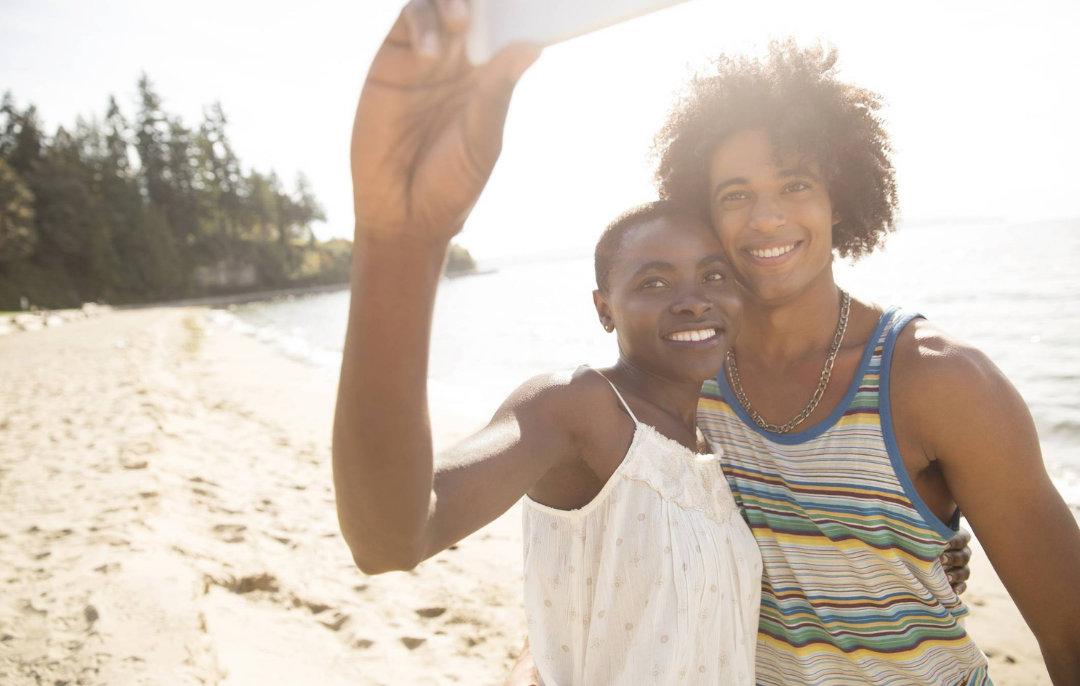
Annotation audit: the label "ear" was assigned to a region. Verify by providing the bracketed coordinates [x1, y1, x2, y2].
[592, 289, 615, 333]
[831, 209, 842, 227]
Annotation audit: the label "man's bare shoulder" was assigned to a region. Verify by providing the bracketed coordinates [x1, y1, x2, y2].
[892, 318, 1007, 393]
[891, 317, 1030, 461]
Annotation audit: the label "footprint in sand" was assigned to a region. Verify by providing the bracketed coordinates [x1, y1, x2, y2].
[266, 532, 292, 546]
[401, 637, 427, 650]
[208, 572, 279, 595]
[318, 612, 350, 632]
[290, 596, 330, 615]
[415, 607, 447, 619]
[212, 523, 246, 543]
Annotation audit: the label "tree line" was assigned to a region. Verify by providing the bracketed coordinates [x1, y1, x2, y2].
[0, 76, 351, 310]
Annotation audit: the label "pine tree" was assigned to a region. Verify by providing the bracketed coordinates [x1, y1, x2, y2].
[197, 102, 243, 241]
[0, 158, 36, 262]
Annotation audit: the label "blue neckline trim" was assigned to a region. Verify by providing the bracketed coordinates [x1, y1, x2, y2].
[878, 311, 961, 541]
[715, 306, 899, 446]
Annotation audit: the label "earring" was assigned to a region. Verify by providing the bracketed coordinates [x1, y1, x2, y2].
[604, 324, 614, 333]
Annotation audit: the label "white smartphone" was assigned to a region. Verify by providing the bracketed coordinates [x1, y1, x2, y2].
[466, 0, 694, 65]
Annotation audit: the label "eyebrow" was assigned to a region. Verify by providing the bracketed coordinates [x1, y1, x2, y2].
[777, 166, 821, 181]
[631, 260, 675, 277]
[631, 254, 728, 279]
[711, 177, 748, 198]
[711, 166, 823, 198]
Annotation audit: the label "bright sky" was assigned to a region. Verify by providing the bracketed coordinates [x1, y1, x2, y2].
[2, 0, 1078, 261]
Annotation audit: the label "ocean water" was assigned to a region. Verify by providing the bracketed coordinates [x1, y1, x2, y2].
[212, 219, 1080, 505]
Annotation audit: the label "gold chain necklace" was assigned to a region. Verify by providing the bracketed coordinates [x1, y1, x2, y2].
[725, 289, 851, 434]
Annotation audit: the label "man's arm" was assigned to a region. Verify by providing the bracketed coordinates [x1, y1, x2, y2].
[897, 320, 1080, 684]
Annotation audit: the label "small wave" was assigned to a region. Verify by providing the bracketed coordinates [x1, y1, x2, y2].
[1050, 468, 1080, 510]
[206, 309, 342, 372]
[1048, 418, 1080, 440]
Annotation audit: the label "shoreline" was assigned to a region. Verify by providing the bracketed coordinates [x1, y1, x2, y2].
[115, 282, 352, 310]
[68, 265, 495, 314]
[0, 306, 1062, 685]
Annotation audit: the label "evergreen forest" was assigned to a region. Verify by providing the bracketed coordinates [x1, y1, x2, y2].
[0, 76, 350, 310]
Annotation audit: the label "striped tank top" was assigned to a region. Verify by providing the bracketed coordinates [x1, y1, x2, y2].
[697, 307, 993, 686]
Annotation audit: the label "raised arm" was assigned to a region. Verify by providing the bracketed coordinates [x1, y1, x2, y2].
[333, 0, 542, 574]
[897, 321, 1080, 684]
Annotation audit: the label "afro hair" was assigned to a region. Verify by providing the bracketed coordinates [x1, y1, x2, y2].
[652, 40, 899, 260]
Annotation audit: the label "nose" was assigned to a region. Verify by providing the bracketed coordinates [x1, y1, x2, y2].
[670, 285, 712, 319]
[748, 195, 785, 234]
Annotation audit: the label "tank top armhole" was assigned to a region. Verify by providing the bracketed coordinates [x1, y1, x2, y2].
[522, 367, 644, 520]
[879, 310, 960, 541]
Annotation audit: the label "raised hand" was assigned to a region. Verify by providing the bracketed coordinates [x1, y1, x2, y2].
[351, 0, 541, 244]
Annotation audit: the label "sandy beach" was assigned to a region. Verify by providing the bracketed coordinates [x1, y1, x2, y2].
[0, 307, 1065, 685]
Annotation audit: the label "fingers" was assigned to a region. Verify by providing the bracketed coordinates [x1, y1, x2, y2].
[945, 563, 971, 585]
[941, 528, 973, 592]
[371, 1, 472, 85]
[403, 0, 470, 60]
[945, 527, 972, 550]
[432, 0, 470, 34]
[403, 0, 443, 60]
[940, 545, 972, 570]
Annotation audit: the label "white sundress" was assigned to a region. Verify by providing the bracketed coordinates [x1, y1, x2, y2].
[521, 371, 762, 686]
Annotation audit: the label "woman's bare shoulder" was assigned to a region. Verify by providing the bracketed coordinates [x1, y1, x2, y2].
[492, 366, 625, 437]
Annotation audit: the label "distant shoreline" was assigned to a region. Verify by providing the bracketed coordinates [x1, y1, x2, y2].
[446, 267, 497, 280]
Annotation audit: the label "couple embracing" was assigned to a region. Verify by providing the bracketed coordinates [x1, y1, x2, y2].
[332, 1, 1080, 684]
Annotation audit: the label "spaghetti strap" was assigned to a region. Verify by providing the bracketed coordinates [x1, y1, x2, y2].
[584, 366, 639, 425]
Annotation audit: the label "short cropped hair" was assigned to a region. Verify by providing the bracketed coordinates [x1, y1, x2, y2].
[653, 40, 899, 260]
[594, 200, 707, 293]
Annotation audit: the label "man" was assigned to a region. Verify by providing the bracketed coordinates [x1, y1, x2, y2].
[654, 42, 1080, 685]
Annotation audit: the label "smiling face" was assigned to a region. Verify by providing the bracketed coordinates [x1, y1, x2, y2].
[594, 214, 741, 384]
[708, 128, 840, 305]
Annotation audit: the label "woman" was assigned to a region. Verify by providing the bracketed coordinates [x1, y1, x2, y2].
[340, 187, 762, 684]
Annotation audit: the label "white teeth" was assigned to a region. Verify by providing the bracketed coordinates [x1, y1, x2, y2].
[749, 243, 796, 259]
[665, 329, 717, 342]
